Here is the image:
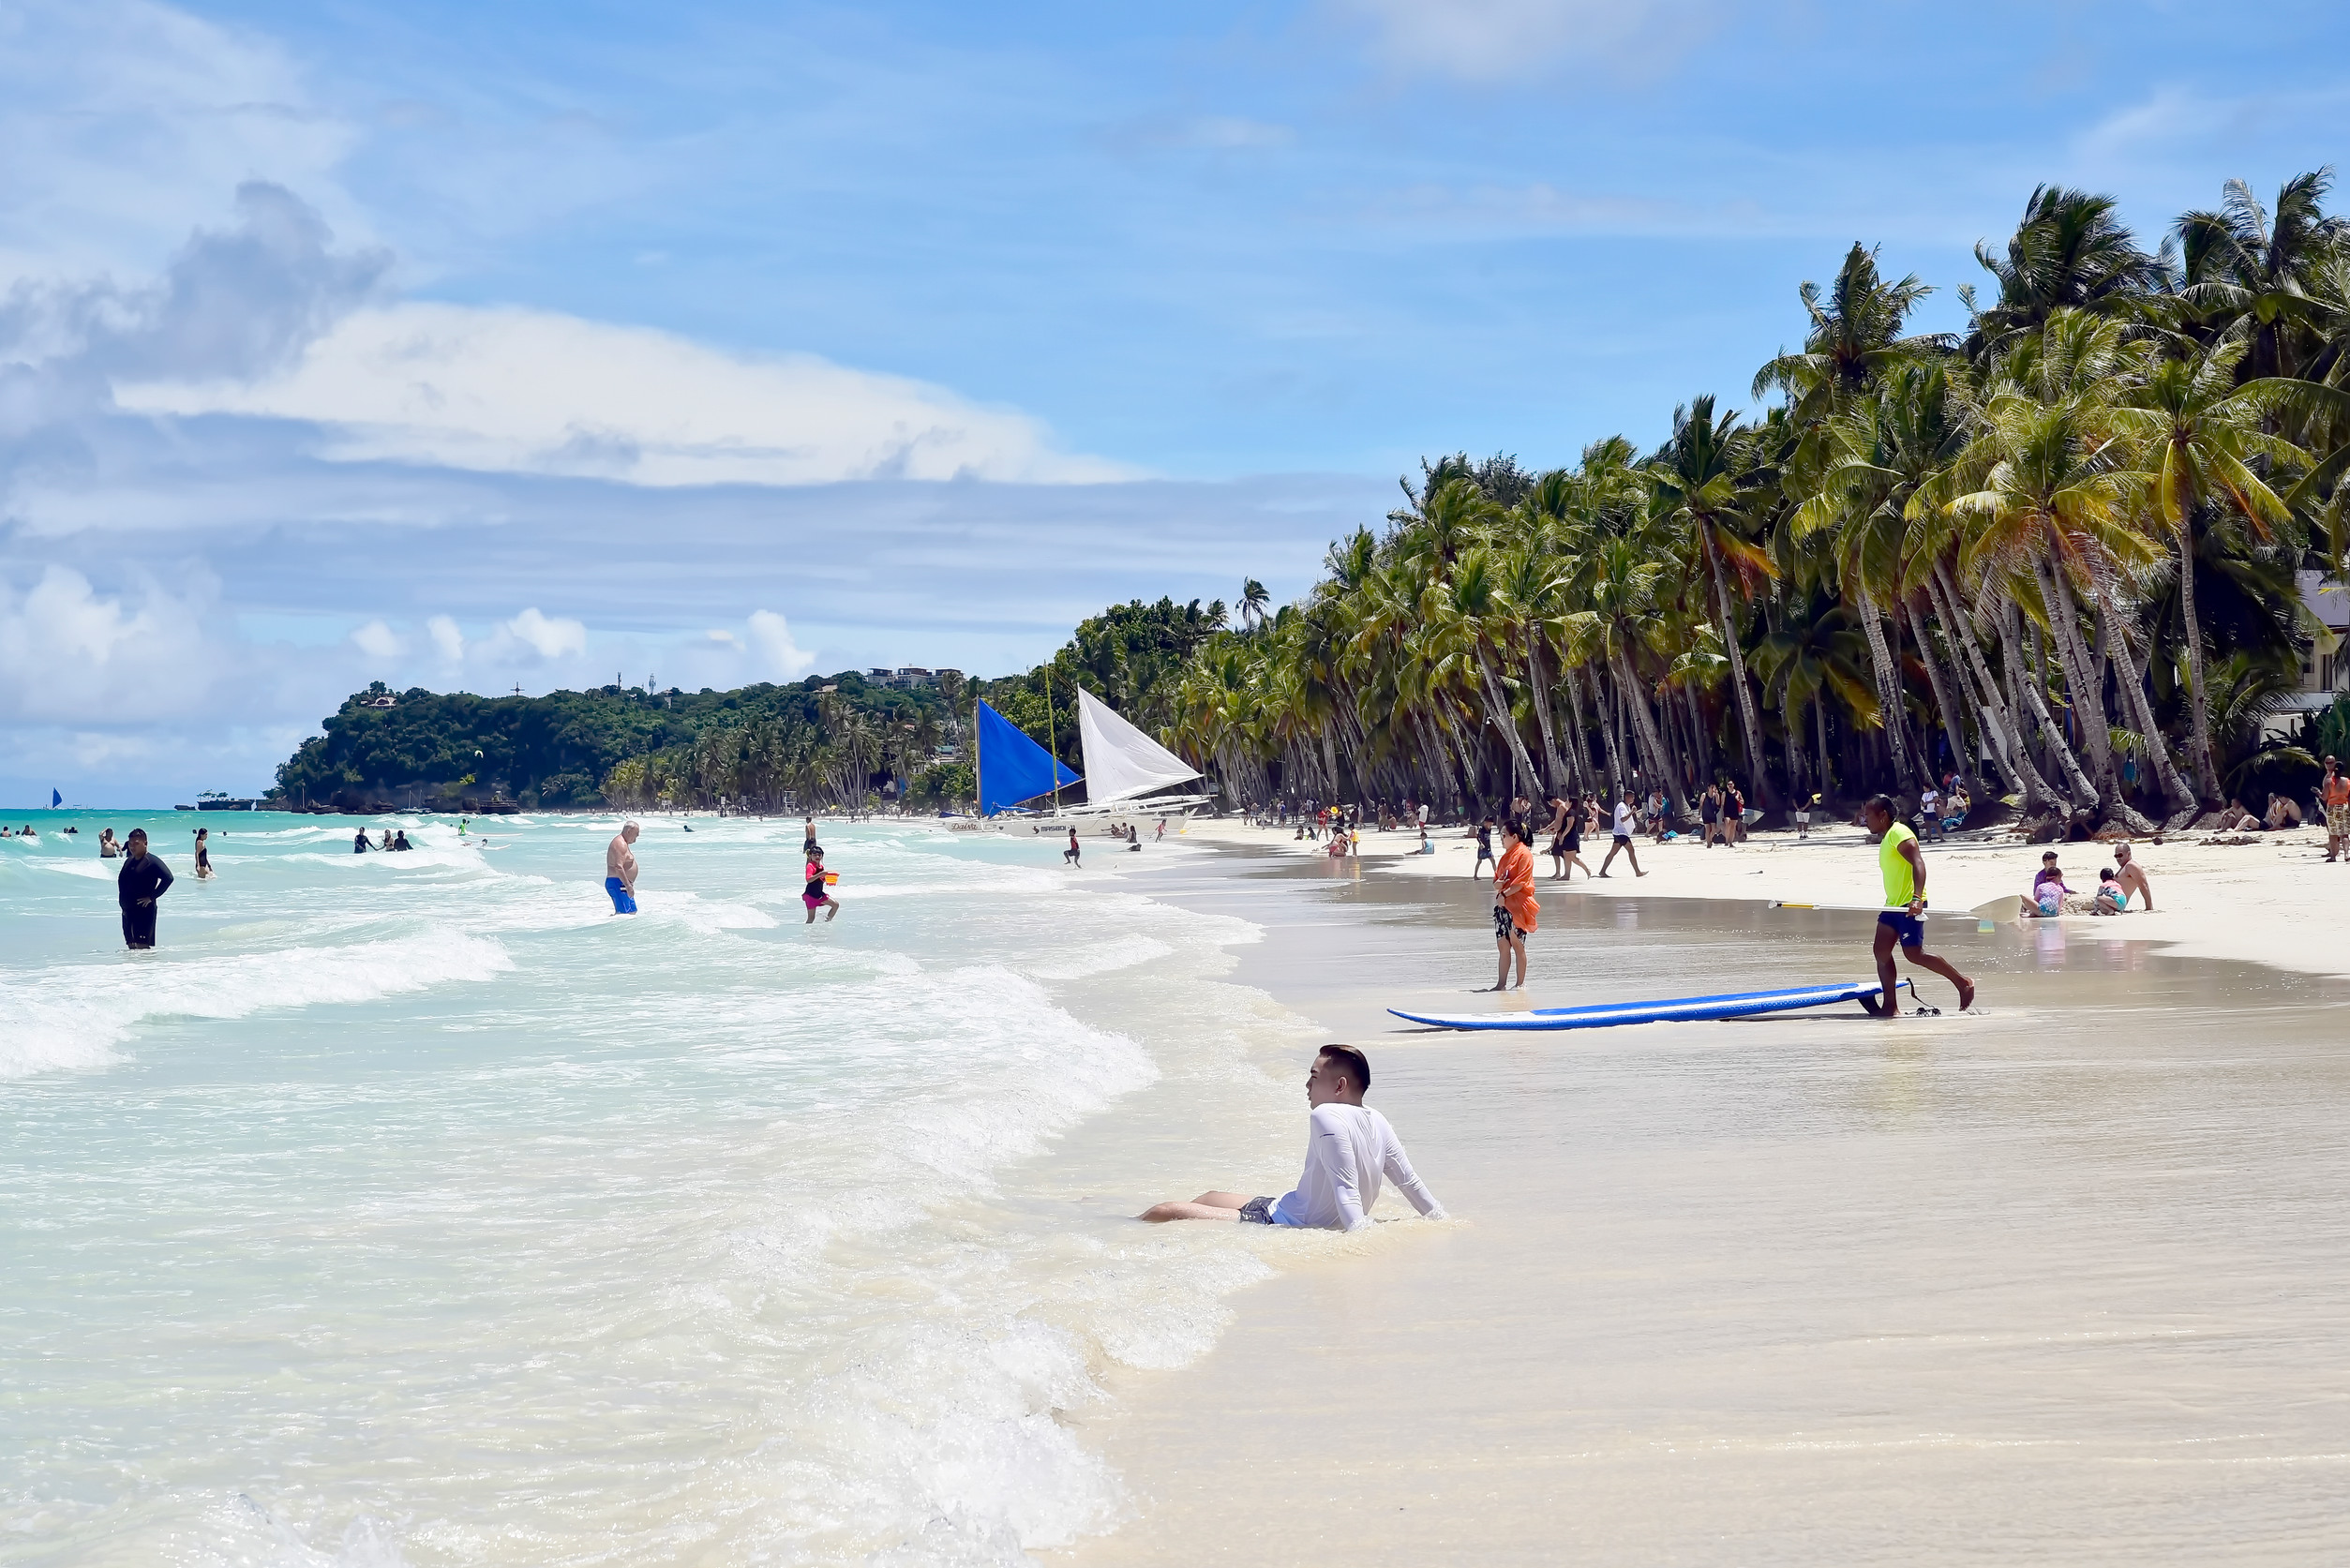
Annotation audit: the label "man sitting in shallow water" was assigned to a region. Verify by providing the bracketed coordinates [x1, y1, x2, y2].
[1138, 1045, 1446, 1232]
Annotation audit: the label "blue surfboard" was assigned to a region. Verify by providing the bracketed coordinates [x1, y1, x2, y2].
[1389, 978, 1911, 1032]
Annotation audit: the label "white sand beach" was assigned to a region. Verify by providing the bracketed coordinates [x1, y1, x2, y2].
[1044, 825, 2350, 1565]
[1175, 813, 2350, 981]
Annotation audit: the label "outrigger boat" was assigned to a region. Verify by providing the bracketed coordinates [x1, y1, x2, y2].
[949, 687, 1209, 832]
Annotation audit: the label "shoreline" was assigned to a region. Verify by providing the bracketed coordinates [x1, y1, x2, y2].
[1047, 827, 2350, 1565]
[1172, 812, 2350, 983]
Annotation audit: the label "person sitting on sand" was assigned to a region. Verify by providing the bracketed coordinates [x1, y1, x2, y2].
[1137, 1045, 1446, 1232]
[2090, 867, 2130, 916]
[2110, 843, 2154, 911]
[2026, 852, 2072, 918]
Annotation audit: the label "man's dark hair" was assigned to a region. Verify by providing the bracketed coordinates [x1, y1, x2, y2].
[1318, 1043, 1371, 1094]
[1865, 793, 1896, 817]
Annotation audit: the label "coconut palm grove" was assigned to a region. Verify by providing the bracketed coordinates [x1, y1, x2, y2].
[1155, 172, 2350, 832]
[271, 172, 2350, 826]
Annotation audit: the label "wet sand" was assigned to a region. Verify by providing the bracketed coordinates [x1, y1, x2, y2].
[1052, 849, 2350, 1564]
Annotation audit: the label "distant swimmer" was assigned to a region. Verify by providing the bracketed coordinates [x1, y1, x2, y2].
[1064, 828, 1081, 868]
[193, 827, 214, 880]
[1861, 793, 1974, 1016]
[1138, 1045, 1446, 1231]
[116, 829, 173, 951]
[802, 844, 840, 923]
[606, 821, 641, 914]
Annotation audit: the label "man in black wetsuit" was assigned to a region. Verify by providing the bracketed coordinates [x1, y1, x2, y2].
[117, 829, 173, 950]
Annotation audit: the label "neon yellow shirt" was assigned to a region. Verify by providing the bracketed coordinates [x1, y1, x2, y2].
[1879, 821, 1919, 908]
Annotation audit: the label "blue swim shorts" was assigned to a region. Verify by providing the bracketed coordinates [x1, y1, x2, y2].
[1878, 908, 1924, 948]
[606, 876, 637, 914]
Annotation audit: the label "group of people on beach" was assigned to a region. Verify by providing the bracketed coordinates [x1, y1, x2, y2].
[2026, 844, 2156, 917]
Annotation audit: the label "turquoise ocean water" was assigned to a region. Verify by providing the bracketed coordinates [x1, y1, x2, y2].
[1, 810, 1280, 1566]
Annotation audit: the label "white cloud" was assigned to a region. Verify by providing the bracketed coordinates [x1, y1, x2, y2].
[1330, 0, 1726, 82]
[114, 301, 1139, 486]
[746, 609, 816, 680]
[502, 606, 588, 660]
[0, 565, 232, 724]
[350, 619, 403, 659]
[426, 614, 465, 664]
[705, 629, 744, 650]
[0, 0, 363, 285]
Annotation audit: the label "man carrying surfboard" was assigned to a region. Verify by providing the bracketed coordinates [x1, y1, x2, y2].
[1862, 794, 1973, 1016]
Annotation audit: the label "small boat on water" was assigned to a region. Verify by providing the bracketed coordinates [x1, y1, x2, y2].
[949, 689, 1208, 831]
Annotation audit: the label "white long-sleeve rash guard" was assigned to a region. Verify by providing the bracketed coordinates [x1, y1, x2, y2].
[1269, 1102, 1446, 1232]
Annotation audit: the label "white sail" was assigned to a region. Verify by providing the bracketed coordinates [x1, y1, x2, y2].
[1076, 687, 1201, 805]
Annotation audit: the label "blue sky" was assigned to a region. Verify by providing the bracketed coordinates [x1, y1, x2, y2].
[4, 0, 2347, 799]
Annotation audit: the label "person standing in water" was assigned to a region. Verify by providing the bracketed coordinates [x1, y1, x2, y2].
[804, 816, 817, 856]
[1861, 794, 1974, 1016]
[802, 844, 840, 923]
[605, 821, 640, 914]
[193, 827, 214, 880]
[1064, 828, 1082, 868]
[352, 828, 370, 854]
[117, 829, 172, 950]
[98, 828, 121, 859]
[1489, 818, 1538, 992]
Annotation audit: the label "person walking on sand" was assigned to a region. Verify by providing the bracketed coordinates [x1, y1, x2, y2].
[1542, 794, 1571, 878]
[116, 829, 172, 950]
[1489, 818, 1538, 992]
[1064, 827, 1082, 867]
[1598, 791, 1647, 878]
[1137, 1045, 1446, 1231]
[2323, 756, 2350, 862]
[802, 844, 840, 923]
[1861, 794, 1974, 1016]
[1471, 815, 1496, 878]
[605, 821, 640, 914]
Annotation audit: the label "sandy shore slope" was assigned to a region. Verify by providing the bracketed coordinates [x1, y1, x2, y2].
[1174, 814, 2350, 980]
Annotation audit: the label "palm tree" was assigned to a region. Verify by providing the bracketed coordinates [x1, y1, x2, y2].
[1965, 186, 2161, 358]
[2115, 336, 2313, 798]
[1648, 396, 1777, 803]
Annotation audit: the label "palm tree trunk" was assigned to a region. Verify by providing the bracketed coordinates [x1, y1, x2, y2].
[1814, 688, 1833, 800]
[1609, 647, 1686, 814]
[2091, 585, 2197, 817]
[1474, 649, 1538, 799]
[1684, 681, 1714, 778]
[1998, 594, 2100, 811]
[1523, 635, 1569, 793]
[1559, 662, 1594, 791]
[1900, 597, 1968, 786]
[1703, 531, 1774, 804]
[2034, 556, 2117, 791]
[2176, 519, 2223, 800]
[1852, 581, 1916, 790]
[1928, 566, 2052, 811]
[1589, 664, 1627, 796]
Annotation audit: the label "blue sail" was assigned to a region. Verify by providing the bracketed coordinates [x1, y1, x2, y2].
[976, 700, 1080, 814]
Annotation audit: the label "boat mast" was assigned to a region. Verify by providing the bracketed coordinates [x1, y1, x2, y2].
[1045, 664, 1059, 814]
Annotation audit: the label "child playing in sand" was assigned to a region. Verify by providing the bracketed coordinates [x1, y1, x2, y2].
[2090, 867, 2130, 916]
[2028, 852, 2072, 918]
